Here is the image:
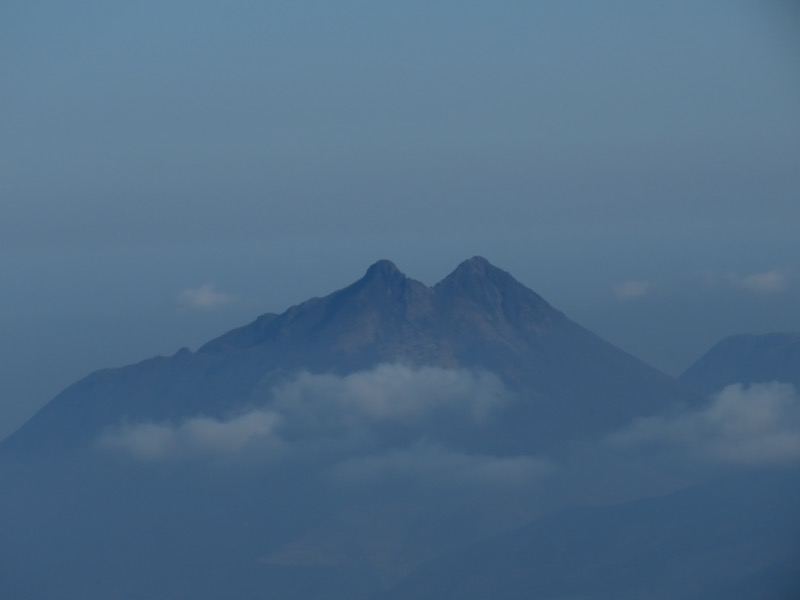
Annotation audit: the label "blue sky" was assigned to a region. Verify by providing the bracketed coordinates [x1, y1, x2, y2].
[2, 1, 799, 439]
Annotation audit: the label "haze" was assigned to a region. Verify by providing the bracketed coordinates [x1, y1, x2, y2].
[2, 0, 799, 440]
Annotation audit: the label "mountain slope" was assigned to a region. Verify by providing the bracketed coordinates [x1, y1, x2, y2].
[2, 257, 695, 456]
[0, 259, 791, 600]
[680, 333, 800, 396]
[376, 467, 800, 600]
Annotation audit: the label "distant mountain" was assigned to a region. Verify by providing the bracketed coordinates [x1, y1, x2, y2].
[5, 258, 769, 600]
[376, 467, 800, 600]
[680, 333, 800, 396]
[2, 256, 695, 456]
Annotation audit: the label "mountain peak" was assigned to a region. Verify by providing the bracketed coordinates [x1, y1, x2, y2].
[434, 256, 563, 335]
[2, 254, 695, 460]
[363, 259, 404, 281]
[449, 255, 497, 278]
[439, 255, 520, 292]
[464, 255, 491, 267]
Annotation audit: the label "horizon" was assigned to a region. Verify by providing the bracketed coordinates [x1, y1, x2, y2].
[3, 252, 799, 441]
[3, 1, 799, 440]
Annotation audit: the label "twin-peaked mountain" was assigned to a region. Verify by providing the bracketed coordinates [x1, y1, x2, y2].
[2, 258, 798, 600]
[3, 257, 693, 456]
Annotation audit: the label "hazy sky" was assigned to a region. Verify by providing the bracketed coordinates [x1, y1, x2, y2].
[2, 0, 799, 440]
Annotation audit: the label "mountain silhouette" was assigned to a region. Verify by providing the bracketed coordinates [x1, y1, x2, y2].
[2, 257, 694, 455]
[0, 259, 795, 600]
[680, 332, 800, 395]
[375, 468, 800, 600]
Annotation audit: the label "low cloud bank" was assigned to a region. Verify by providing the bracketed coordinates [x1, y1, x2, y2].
[98, 410, 283, 461]
[332, 441, 553, 489]
[98, 364, 521, 478]
[608, 382, 800, 467]
[272, 363, 510, 431]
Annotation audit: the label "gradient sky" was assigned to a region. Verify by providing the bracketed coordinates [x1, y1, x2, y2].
[2, 0, 799, 440]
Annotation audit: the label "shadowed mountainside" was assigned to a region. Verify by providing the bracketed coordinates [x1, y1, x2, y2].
[2, 257, 696, 456]
[680, 333, 800, 396]
[1, 259, 797, 600]
[375, 467, 800, 600]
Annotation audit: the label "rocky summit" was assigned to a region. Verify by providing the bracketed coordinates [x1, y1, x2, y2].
[3, 257, 694, 456]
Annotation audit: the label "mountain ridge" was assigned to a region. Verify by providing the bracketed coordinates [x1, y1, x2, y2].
[2, 257, 696, 456]
[680, 332, 800, 395]
[374, 467, 800, 600]
[201, 256, 561, 355]
[2, 258, 797, 600]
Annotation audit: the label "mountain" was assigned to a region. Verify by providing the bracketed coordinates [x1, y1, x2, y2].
[375, 467, 800, 600]
[1, 257, 752, 600]
[680, 333, 800, 396]
[2, 256, 695, 456]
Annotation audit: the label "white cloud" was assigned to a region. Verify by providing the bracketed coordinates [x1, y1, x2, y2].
[179, 283, 235, 309]
[99, 410, 283, 461]
[696, 269, 789, 295]
[611, 269, 790, 301]
[733, 270, 787, 294]
[271, 364, 511, 432]
[98, 364, 512, 462]
[613, 280, 650, 300]
[608, 382, 800, 466]
[331, 441, 553, 488]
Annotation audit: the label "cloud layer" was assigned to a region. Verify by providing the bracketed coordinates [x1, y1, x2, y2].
[98, 410, 283, 461]
[271, 364, 511, 433]
[612, 269, 791, 301]
[608, 382, 800, 467]
[331, 441, 553, 489]
[98, 364, 521, 487]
